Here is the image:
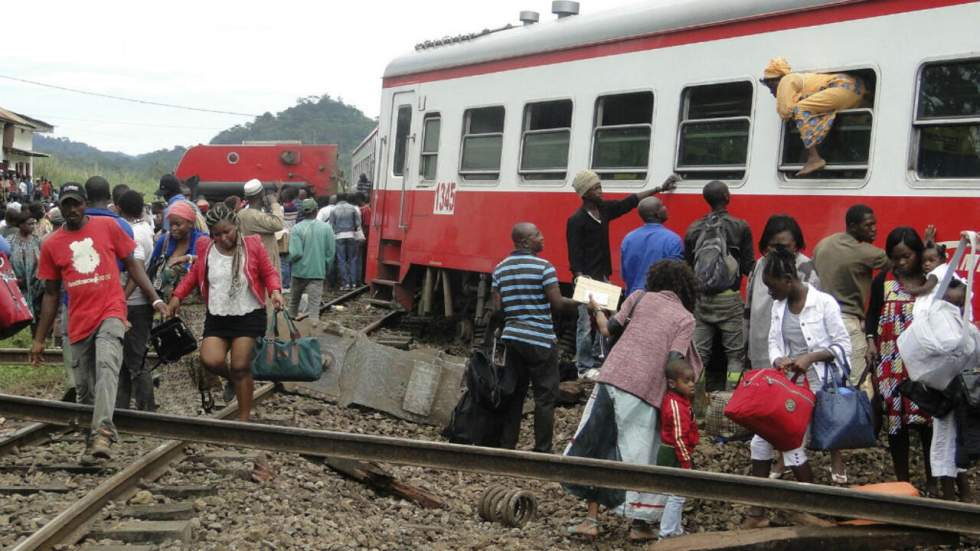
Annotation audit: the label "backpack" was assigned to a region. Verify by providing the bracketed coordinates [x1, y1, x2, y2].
[955, 369, 980, 468]
[693, 213, 739, 295]
[442, 340, 515, 446]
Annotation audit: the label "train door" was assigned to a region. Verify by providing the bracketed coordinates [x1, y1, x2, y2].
[381, 91, 417, 239]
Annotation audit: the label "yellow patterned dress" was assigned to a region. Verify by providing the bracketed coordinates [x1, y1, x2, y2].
[776, 72, 866, 148]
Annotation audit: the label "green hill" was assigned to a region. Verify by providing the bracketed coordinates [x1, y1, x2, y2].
[210, 95, 377, 174]
[32, 94, 377, 196]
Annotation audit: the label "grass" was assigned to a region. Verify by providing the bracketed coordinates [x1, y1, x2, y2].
[0, 327, 63, 395]
[0, 364, 63, 395]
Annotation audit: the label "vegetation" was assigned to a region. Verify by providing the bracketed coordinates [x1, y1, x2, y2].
[210, 95, 377, 174]
[0, 364, 62, 395]
[32, 95, 377, 194]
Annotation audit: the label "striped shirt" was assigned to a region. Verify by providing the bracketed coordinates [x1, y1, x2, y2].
[491, 250, 558, 349]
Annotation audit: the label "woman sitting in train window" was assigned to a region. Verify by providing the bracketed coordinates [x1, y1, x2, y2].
[761, 57, 866, 176]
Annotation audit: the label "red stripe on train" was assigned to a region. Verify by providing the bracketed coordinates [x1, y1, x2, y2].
[382, 0, 973, 88]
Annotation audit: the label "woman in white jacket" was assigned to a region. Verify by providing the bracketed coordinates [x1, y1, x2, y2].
[743, 247, 852, 528]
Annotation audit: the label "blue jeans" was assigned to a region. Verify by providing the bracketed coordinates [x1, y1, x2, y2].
[575, 304, 602, 373]
[280, 254, 291, 290]
[337, 239, 360, 287]
[659, 494, 685, 537]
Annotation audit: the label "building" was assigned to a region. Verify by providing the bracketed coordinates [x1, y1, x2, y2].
[0, 106, 53, 177]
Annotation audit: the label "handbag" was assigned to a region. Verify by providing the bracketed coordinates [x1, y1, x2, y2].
[724, 368, 814, 451]
[0, 253, 32, 339]
[251, 311, 325, 382]
[809, 347, 876, 450]
[149, 317, 198, 364]
[897, 379, 958, 418]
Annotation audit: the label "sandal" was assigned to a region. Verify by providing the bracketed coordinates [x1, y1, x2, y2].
[827, 467, 848, 485]
[566, 517, 600, 539]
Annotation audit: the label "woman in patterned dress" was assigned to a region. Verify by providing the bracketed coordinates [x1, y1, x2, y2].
[761, 57, 867, 176]
[866, 227, 936, 494]
[9, 210, 43, 334]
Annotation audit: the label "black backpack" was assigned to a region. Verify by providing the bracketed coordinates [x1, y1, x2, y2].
[955, 367, 980, 468]
[442, 342, 515, 447]
[693, 213, 739, 295]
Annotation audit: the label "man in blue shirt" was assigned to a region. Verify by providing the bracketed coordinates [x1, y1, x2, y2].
[84, 177, 132, 238]
[156, 174, 200, 232]
[491, 222, 576, 453]
[620, 197, 684, 295]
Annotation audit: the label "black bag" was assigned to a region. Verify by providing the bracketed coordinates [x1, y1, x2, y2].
[692, 213, 739, 295]
[442, 340, 513, 446]
[150, 317, 198, 364]
[955, 367, 980, 468]
[605, 291, 644, 351]
[896, 378, 959, 417]
[561, 384, 626, 509]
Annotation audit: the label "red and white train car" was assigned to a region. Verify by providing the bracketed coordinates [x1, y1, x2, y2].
[367, 0, 980, 318]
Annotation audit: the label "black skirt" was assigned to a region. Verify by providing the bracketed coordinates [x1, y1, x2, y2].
[203, 308, 267, 339]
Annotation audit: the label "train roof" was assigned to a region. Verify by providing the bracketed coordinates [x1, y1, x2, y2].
[383, 0, 852, 80]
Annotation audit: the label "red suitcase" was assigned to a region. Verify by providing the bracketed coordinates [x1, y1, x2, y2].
[724, 368, 815, 451]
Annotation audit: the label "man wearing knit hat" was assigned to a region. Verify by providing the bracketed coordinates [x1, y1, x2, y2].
[237, 178, 284, 271]
[566, 170, 679, 378]
[288, 198, 335, 325]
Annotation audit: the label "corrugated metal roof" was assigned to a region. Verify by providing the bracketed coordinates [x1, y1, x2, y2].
[0, 106, 33, 127]
[384, 0, 854, 78]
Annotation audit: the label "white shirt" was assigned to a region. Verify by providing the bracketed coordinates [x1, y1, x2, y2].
[316, 204, 335, 224]
[912, 263, 965, 319]
[207, 247, 261, 316]
[127, 219, 156, 306]
[769, 284, 852, 384]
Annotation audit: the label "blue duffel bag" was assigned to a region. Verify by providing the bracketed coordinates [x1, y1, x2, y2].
[808, 345, 876, 450]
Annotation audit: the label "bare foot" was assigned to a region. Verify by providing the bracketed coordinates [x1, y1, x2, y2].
[741, 514, 770, 529]
[628, 521, 657, 542]
[796, 158, 827, 176]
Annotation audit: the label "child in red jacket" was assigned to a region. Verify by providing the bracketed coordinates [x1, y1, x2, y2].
[658, 358, 699, 539]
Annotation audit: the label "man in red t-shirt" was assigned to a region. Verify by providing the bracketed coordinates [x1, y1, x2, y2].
[31, 182, 169, 465]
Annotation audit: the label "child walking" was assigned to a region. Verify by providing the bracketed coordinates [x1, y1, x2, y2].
[658, 357, 699, 539]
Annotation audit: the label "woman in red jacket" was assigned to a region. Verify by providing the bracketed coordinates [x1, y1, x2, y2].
[169, 203, 283, 422]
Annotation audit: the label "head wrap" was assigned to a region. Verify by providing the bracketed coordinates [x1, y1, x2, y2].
[763, 57, 792, 79]
[167, 200, 197, 223]
[572, 170, 601, 197]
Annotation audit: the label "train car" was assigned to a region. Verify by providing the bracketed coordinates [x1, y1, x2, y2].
[351, 127, 378, 186]
[174, 142, 340, 200]
[367, 0, 980, 326]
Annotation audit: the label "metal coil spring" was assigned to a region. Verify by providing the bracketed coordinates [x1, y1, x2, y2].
[478, 486, 537, 528]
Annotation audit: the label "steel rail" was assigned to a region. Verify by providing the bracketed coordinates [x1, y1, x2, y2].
[359, 310, 401, 335]
[0, 422, 71, 458]
[2, 393, 978, 536]
[9, 385, 274, 551]
[319, 285, 369, 314]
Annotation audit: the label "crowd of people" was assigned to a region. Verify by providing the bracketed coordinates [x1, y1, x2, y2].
[0, 172, 367, 469]
[489, 167, 975, 541]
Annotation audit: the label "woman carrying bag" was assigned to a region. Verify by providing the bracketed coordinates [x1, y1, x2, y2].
[743, 247, 851, 528]
[148, 201, 205, 302]
[168, 204, 283, 423]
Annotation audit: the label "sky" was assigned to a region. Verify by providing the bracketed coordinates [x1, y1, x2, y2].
[1, 0, 643, 156]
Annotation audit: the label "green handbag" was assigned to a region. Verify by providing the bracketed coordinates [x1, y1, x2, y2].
[251, 311, 324, 382]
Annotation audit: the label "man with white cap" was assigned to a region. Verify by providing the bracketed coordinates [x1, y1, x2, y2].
[237, 178, 284, 271]
[566, 170, 679, 378]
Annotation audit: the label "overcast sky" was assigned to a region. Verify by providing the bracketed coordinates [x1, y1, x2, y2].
[1, 0, 642, 155]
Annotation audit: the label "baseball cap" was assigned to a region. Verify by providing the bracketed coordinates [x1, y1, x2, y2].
[301, 198, 318, 213]
[156, 174, 181, 196]
[58, 182, 87, 205]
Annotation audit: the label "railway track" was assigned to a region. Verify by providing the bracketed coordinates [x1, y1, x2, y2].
[4, 393, 979, 539]
[0, 347, 158, 366]
[2, 384, 273, 550]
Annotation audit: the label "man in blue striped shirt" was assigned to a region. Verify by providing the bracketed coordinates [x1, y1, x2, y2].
[491, 222, 576, 453]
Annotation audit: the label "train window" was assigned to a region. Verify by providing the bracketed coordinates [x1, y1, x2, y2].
[460, 106, 505, 180]
[392, 105, 412, 177]
[419, 114, 441, 182]
[676, 81, 752, 180]
[520, 99, 573, 180]
[779, 69, 877, 180]
[914, 59, 980, 179]
[591, 92, 654, 181]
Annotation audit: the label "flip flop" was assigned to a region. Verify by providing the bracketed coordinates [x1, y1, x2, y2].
[566, 517, 600, 539]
